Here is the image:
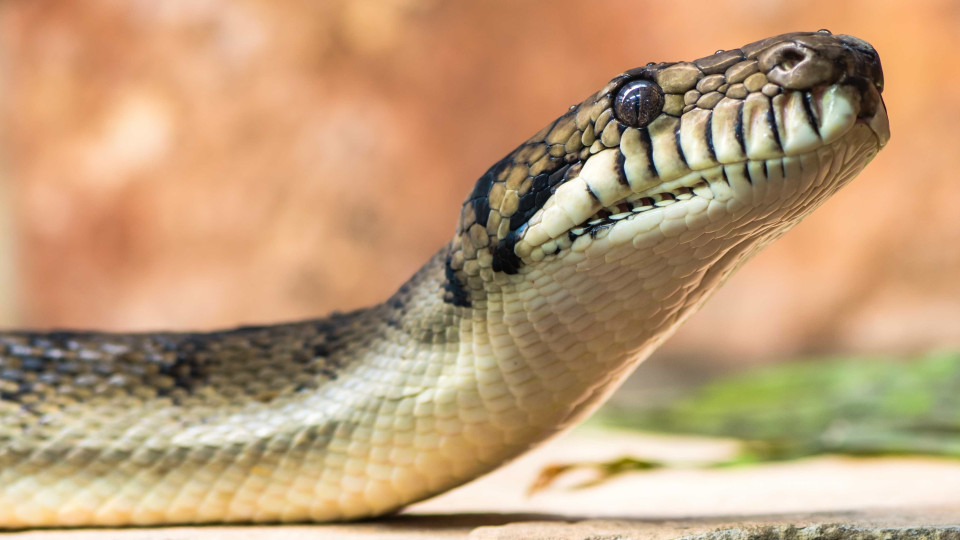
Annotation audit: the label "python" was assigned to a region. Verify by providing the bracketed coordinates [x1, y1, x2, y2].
[0, 30, 887, 527]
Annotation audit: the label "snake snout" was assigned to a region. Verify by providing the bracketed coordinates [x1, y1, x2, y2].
[757, 33, 888, 147]
[837, 34, 884, 93]
[759, 34, 884, 95]
[835, 35, 889, 146]
[834, 35, 884, 122]
[759, 42, 842, 89]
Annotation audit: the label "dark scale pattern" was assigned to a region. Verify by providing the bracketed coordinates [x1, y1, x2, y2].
[0, 259, 457, 432]
[0, 250, 461, 426]
[0, 319, 351, 425]
[444, 82, 625, 304]
[442, 64, 672, 303]
[0, 253, 464, 501]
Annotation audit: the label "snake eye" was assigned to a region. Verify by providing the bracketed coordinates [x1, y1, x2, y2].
[613, 79, 664, 128]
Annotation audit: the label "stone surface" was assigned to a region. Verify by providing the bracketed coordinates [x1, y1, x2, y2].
[12, 515, 960, 540]
[469, 520, 960, 540]
[8, 429, 960, 539]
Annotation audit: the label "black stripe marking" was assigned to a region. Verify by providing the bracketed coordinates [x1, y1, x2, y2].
[742, 162, 754, 185]
[614, 150, 629, 186]
[443, 253, 472, 307]
[469, 166, 495, 201]
[586, 184, 602, 204]
[766, 100, 782, 151]
[491, 225, 525, 275]
[800, 92, 821, 136]
[733, 101, 746, 153]
[639, 127, 659, 178]
[720, 165, 731, 186]
[472, 198, 490, 228]
[509, 161, 572, 231]
[674, 125, 688, 167]
[547, 164, 568, 188]
[562, 161, 583, 182]
[468, 168, 497, 228]
[465, 154, 517, 228]
[704, 112, 717, 162]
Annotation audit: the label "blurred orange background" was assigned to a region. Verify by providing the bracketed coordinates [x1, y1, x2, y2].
[0, 0, 958, 367]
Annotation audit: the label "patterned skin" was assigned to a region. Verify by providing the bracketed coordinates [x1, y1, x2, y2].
[0, 31, 888, 527]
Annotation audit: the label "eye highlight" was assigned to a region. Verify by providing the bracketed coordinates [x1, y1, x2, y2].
[613, 79, 664, 128]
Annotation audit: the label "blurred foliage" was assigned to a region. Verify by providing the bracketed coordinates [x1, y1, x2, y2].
[597, 350, 960, 460]
[528, 456, 661, 494]
[535, 352, 960, 492]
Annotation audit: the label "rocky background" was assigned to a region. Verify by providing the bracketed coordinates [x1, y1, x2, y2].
[0, 0, 958, 370]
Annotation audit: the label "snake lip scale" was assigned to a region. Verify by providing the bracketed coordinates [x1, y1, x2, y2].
[0, 30, 888, 528]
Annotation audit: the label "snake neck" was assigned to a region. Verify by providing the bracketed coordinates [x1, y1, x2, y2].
[398, 129, 882, 454]
[382, 229, 756, 450]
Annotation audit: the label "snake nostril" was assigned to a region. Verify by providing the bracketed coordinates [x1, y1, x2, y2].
[776, 46, 808, 71]
[835, 35, 884, 93]
[760, 41, 841, 90]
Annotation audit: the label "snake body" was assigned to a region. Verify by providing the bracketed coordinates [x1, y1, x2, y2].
[0, 31, 888, 528]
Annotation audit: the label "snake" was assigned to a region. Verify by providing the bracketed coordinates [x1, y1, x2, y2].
[0, 30, 888, 528]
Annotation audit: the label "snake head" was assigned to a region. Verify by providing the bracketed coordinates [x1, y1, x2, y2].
[445, 30, 889, 308]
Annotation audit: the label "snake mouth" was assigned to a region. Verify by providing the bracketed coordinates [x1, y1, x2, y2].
[564, 156, 789, 244]
[554, 117, 885, 258]
[521, 126, 884, 264]
[569, 184, 700, 239]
